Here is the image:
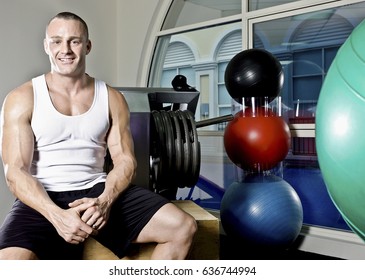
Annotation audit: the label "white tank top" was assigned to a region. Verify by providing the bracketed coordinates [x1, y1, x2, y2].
[30, 75, 109, 192]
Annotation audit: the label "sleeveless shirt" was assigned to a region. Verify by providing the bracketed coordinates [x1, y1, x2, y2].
[30, 75, 109, 192]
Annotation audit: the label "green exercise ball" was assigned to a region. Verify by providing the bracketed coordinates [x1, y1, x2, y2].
[316, 19, 365, 241]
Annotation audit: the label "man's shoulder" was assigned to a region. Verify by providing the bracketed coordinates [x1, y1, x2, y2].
[107, 85, 128, 105]
[105, 83, 120, 94]
[2, 80, 34, 113]
[8, 80, 33, 99]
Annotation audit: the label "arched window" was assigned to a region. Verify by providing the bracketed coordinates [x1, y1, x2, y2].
[289, 14, 354, 49]
[287, 14, 354, 118]
[161, 41, 196, 88]
[216, 30, 242, 61]
[216, 30, 242, 129]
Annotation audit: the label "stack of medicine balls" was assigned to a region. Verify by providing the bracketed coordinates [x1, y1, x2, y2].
[221, 48, 303, 248]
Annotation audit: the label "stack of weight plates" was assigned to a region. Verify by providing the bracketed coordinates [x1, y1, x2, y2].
[150, 110, 200, 198]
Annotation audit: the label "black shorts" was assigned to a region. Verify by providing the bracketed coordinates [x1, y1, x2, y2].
[0, 183, 169, 260]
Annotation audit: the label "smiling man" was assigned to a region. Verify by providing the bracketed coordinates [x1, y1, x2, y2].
[0, 12, 196, 260]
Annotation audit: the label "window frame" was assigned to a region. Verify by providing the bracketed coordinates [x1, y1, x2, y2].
[143, 0, 361, 87]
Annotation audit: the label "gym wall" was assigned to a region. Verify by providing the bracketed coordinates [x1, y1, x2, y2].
[0, 0, 160, 222]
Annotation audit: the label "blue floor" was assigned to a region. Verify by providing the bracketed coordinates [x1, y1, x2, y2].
[283, 165, 349, 230]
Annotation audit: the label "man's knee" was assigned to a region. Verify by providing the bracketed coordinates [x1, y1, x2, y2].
[0, 247, 38, 260]
[178, 212, 198, 241]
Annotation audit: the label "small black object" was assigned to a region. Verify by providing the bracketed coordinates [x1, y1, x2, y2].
[171, 75, 197, 92]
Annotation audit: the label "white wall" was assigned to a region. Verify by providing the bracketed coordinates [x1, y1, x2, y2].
[116, 0, 161, 86]
[0, 0, 161, 222]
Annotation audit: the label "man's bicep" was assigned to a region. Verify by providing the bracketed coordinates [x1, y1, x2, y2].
[107, 117, 135, 165]
[106, 89, 136, 166]
[1, 92, 34, 171]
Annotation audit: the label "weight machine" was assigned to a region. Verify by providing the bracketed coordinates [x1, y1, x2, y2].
[109, 77, 233, 199]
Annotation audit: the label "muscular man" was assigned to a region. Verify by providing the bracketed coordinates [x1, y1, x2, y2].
[0, 12, 196, 260]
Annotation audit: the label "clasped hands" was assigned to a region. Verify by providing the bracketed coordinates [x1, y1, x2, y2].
[53, 197, 110, 245]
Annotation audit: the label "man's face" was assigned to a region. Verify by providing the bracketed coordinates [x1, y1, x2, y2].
[44, 18, 91, 77]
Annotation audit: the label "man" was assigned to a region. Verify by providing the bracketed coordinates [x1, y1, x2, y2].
[0, 12, 196, 260]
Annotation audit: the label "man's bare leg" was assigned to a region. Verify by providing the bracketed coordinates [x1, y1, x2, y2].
[0, 247, 38, 260]
[134, 203, 197, 260]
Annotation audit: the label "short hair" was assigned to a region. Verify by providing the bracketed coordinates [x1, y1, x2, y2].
[46, 12, 89, 40]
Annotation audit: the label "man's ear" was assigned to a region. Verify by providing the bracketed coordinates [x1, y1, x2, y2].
[86, 40, 92, 55]
[44, 38, 49, 55]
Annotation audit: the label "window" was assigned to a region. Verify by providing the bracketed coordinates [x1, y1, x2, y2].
[162, 0, 241, 29]
[249, 0, 300, 11]
[161, 41, 196, 88]
[250, 1, 365, 230]
[149, 21, 242, 126]
[216, 30, 242, 129]
[253, 12, 355, 121]
[146, 0, 365, 232]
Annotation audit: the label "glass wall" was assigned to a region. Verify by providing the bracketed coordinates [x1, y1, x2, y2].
[150, 21, 242, 126]
[162, 0, 241, 30]
[251, 5, 363, 123]
[249, 0, 299, 11]
[249, 1, 365, 230]
[151, 1, 365, 131]
[148, 0, 365, 231]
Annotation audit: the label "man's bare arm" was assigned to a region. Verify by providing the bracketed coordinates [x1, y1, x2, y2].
[1, 83, 94, 243]
[71, 86, 137, 230]
[102, 86, 137, 203]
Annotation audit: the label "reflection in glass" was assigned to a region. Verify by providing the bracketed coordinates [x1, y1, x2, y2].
[150, 22, 242, 129]
[253, 3, 365, 123]
[249, 0, 299, 11]
[163, 0, 241, 30]
[252, 2, 365, 230]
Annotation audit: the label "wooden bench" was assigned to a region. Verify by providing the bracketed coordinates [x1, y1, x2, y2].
[82, 200, 219, 260]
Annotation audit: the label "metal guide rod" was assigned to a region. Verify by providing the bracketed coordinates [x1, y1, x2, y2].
[195, 114, 234, 128]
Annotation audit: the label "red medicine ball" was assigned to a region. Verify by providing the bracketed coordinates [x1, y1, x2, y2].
[224, 107, 290, 171]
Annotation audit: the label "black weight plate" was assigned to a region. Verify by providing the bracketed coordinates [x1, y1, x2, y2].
[160, 110, 176, 188]
[184, 110, 201, 187]
[176, 110, 191, 187]
[155, 112, 179, 199]
[150, 111, 163, 186]
[168, 111, 183, 186]
[182, 110, 194, 186]
[151, 111, 167, 187]
[149, 111, 160, 189]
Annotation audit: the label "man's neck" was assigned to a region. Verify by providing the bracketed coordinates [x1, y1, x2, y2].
[45, 72, 91, 96]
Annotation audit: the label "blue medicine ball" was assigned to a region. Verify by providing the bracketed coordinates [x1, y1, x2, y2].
[220, 174, 303, 247]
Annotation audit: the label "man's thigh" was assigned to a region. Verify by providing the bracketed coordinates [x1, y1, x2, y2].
[133, 202, 188, 244]
[93, 185, 170, 258]
[0, 199, 83, 259]
[0, 247, 38, 260]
